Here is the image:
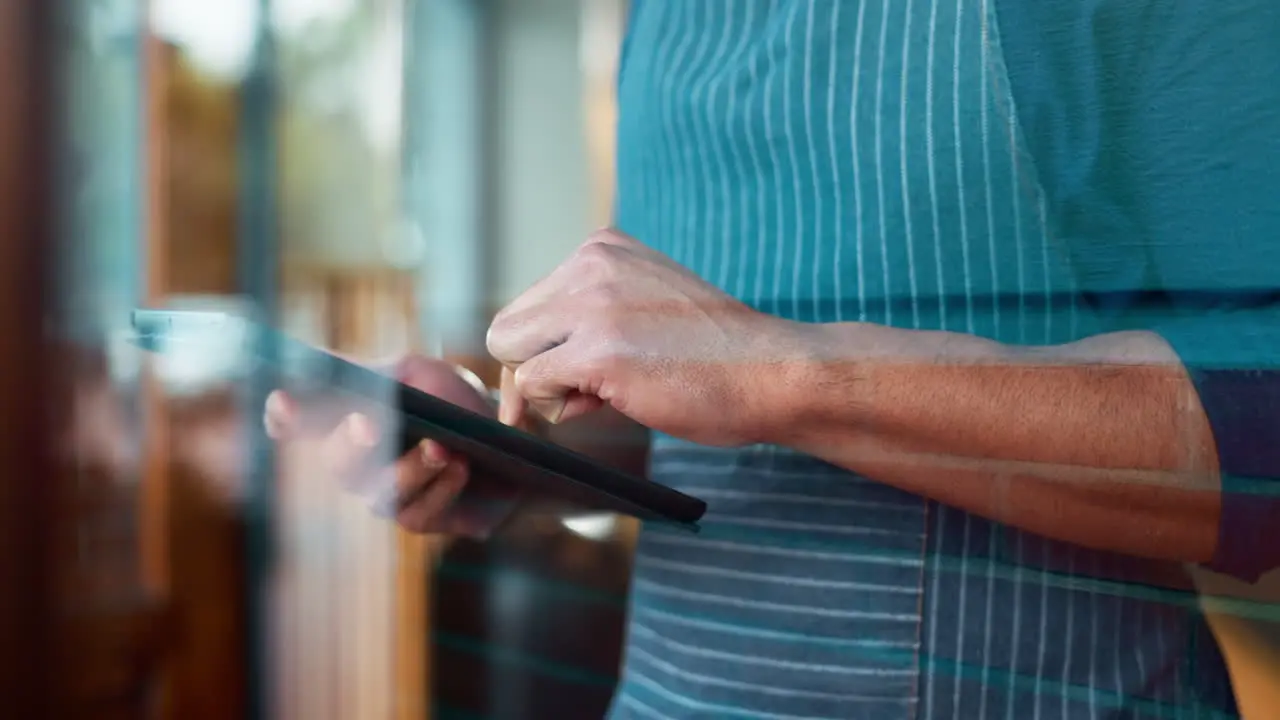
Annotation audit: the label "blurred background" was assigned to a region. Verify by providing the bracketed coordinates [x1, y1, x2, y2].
[1, 0, 1276, 718]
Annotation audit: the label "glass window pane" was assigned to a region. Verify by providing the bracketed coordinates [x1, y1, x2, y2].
[59, 0, 146, 599]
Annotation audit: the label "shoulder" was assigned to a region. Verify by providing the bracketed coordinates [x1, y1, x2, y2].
[996, 0, 1280, 125]
[995, 0, 1280, 222]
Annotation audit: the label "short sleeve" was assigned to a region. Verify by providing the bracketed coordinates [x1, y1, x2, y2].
[1105, 1, 1280, 581]
[999, 0, 1280, 581]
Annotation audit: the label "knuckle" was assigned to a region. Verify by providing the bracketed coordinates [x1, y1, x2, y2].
[511, 362, 538, 393]
[574, 239, 622, 275]
[486, 315, 512, 358]
[586, 281, 625, 311]
[584, 227, 620, 246]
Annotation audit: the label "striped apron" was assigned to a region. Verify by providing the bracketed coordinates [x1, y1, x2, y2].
[609, 0, 1238, 718]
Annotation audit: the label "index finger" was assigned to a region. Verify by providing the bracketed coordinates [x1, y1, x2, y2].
[498, 366, 529, 427]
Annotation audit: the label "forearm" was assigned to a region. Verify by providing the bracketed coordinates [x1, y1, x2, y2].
[756, 321, 1222, 562]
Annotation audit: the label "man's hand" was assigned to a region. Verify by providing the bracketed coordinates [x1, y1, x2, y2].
[264, 355, 519, 537]
[486, 228, 802, 447]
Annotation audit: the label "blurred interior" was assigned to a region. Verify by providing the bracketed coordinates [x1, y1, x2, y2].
[2, 0, 1276, 718]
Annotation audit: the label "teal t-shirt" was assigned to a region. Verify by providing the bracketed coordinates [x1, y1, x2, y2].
[605, 1, 1278, 719]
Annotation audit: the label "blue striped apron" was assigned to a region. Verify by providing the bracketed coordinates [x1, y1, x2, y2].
[609, 1, 1236, 718]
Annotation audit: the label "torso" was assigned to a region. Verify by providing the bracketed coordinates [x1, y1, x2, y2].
[609, 1, 1236, 718]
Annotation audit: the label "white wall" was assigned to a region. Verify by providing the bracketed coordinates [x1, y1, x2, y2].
[487, 0, 594, 307]
[277, 0, 616, 352]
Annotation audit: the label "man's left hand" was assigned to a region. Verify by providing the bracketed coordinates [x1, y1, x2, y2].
[486, 228, 804, 447]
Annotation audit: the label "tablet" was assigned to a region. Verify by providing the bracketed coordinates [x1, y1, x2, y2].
[130, 308, 706, 529]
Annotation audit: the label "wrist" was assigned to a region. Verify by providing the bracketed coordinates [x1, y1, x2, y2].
[741, 320, 917, 447]
[733, 317, 845, 445]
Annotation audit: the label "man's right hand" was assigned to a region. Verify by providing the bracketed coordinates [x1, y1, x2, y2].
[263, 354, 527, 538]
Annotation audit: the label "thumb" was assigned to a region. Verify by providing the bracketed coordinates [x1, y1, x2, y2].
[511, 345, 606, 424]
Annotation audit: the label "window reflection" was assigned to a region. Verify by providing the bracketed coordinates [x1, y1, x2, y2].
[62, 0, 144, 374]
[60, 0, 146, 602]
[41, 1, 1280, 718]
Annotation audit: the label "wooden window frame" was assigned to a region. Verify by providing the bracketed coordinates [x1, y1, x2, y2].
[0, 0, 62, 712]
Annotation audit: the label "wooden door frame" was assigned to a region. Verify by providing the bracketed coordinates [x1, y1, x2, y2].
[140, 0, 172, 601]
[0, 0, 67, 716]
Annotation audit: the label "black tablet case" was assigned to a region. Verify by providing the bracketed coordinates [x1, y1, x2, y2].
[131, 309, 706, 528]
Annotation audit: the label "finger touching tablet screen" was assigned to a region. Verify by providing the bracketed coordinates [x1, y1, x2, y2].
[131, 308, 706, 529]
